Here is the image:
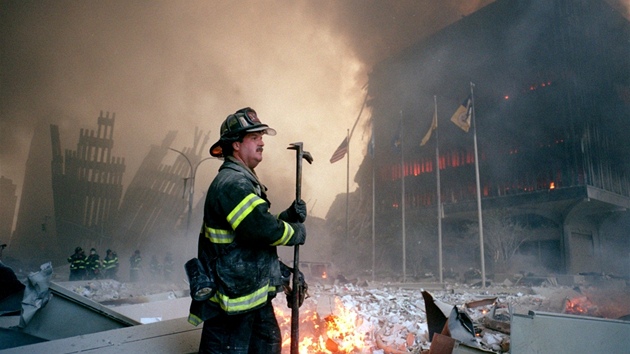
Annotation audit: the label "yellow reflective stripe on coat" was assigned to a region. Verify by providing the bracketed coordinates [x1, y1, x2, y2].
[270, 221, 294, 246]
[187, 313, 202, 326]
[204, 225, 235, 244]
[210, 283, 276, 314]
[227, 193, 266, 229]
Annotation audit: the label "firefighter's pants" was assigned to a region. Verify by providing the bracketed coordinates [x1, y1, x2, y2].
[198, 300, 282, 354]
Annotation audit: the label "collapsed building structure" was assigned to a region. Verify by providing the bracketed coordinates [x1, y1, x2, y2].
[8, 110, 209, 271]
[347, 0, 630, 279]
[49, 111, 126, 258]
[110, 127, 210, 259]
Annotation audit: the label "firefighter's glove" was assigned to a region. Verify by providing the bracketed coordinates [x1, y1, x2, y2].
[280, 199, 307, 223]
[288, 222, 306, 245]
[280, 264, 309, 309]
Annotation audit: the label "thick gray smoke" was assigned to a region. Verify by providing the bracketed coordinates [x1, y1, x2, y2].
[2, 0, 625, 218]
[0, 0, 499, 222]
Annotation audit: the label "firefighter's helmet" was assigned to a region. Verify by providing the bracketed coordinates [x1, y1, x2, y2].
[75, 247, 82, 253]
[209, 107, 276, 158]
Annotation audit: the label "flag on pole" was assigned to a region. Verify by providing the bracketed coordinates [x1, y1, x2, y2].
[329, 137, 349, 163]
[392, 119, 402, 153]
[420, 108, 438, 146]
[368, 133, 375, 158]
[450, 95, 472, 132]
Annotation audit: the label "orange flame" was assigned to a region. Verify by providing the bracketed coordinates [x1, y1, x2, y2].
[565, 296, 598, 316]
[274, 297, 373, 353]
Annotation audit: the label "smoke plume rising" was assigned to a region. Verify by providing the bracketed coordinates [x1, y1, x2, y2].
[1, 0, 497, 225]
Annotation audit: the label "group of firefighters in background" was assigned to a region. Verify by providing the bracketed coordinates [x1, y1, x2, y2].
[67, 247, 175, 282]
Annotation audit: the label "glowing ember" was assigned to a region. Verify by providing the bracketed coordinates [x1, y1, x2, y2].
[274, 297, 373, 353]
[565, 296, 598, 317]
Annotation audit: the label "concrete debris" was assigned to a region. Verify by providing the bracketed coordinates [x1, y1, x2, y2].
[58, 279, 187, 305]
[19, 262, 53, 328]
[3, 263, 629, 353]
[287, 280, 629, 354]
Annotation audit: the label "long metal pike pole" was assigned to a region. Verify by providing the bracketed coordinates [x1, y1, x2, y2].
[287, 142, 313, 354]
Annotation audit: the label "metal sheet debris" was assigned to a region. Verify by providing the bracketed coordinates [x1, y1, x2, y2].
[511, 310, 630, 353]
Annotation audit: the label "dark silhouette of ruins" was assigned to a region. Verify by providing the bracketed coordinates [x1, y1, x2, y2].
[347, 0, 630, 278]
[9, 111, 210, 269]
[49, 112, 125, 254]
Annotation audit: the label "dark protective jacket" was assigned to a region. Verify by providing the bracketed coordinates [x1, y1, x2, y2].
[68, 253, 86, 270]
[86, 254, 101, 272]
[129, 254, 142, 269]
[188, 157, 303, 326]
[102, 254, 119, 272]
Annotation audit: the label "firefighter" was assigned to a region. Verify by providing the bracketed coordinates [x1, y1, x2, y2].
[102, 249, 119, 280]
[188, 107, 307, 353]
[129, 250, 142, 282]
[163, 252, 174, 281]
[67, 246, 87, 281]
[149, 255, 162, 281]
[85, 248, 101, 279]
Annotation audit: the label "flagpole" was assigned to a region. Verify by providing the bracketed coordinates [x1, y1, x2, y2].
[400, 110, 406, 283]
[470, 82, 486, 288]
[345, 92, 368, 241]
[371, 132, 376, 282]
[434, 95, 443, 284]
[345, 128, 350, 241]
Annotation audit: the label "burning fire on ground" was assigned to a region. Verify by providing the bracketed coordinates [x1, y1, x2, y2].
[274, 296, 374, 353]
[564, 296, 599, 317]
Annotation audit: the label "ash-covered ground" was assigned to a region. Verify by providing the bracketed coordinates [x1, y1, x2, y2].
[56, 267, 630, 353]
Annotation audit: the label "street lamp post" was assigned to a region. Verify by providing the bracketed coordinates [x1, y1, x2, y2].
[168, 148, 215, 236]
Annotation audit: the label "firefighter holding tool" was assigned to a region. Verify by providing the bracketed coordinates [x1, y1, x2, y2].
[187, 107, 308, 354]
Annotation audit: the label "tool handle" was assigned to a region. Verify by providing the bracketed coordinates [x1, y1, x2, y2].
[287, 142, 312, 354]
[290, 244, 300, 354]
[290, 170, 302, 353]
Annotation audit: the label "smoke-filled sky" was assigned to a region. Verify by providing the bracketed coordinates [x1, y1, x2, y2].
[1, 0, 627, 220]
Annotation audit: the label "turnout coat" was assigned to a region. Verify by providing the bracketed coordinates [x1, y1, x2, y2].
[188, 157, 303, 325]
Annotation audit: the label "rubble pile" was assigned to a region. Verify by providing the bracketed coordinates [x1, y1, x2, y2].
[64, 279, 186, 304]
[309, 284, 531, 353]
[273, 280, 629, 354]
[60, 275, 630, 353]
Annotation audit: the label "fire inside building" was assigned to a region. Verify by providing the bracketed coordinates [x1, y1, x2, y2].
[352, 0, 630, 280]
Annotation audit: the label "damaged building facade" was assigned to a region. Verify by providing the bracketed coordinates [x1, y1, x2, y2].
[353, 0, 630, 278]
[9, 110, 210, 270]
[49, 112, 126, 257]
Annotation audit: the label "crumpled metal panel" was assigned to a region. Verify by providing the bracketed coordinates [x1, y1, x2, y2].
[18, 282, 139, 341]
[511, 310, 630, 353]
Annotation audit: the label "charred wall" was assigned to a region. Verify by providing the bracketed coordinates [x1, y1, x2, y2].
[0, 176, 17, 248]
[110, 127, 212, 280]
[49, 111, 125, 262]
[9, 120, 56, 266]
[357, 0, 630, 277]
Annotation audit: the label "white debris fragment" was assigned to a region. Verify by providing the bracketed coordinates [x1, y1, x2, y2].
[483, 332, 500, 345]
[301, 282, 552, 353]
